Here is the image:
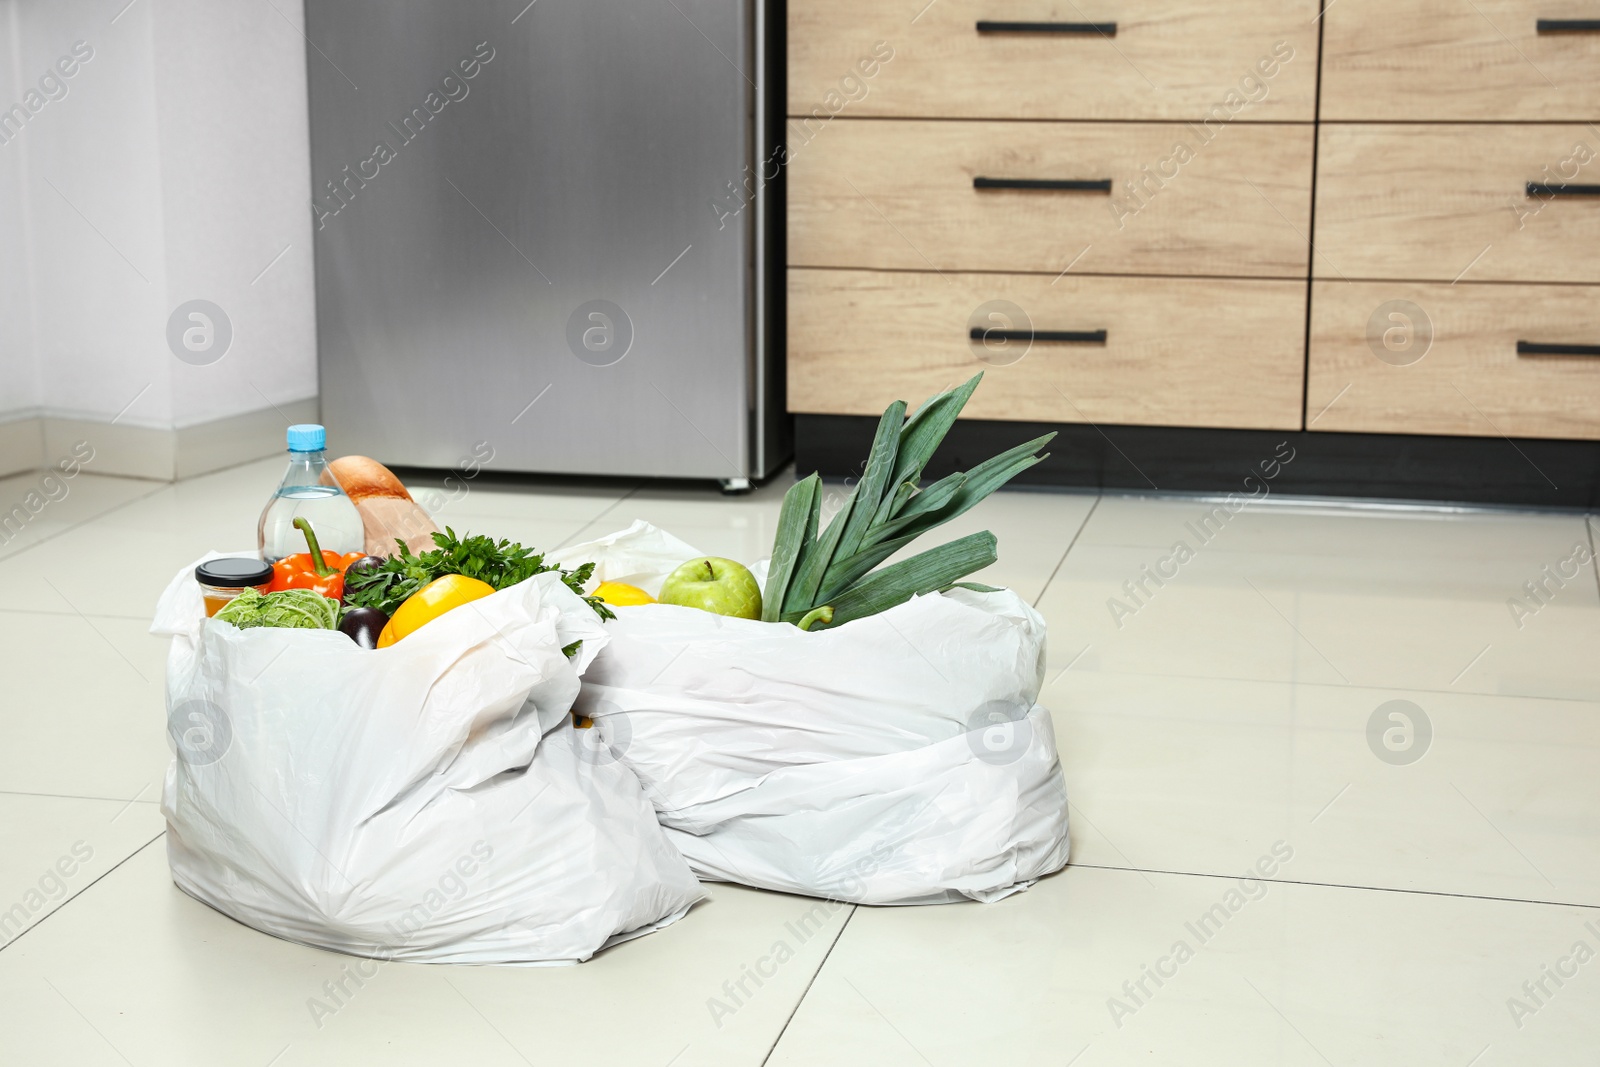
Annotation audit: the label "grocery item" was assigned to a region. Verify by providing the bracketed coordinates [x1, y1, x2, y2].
[765, 373, 1052, 630]
[591, 581, 655, 607]
[215, 587, 340, 630]
[376, 574, 496, 647]
[341, 554, 387, 592]
[259, 425, 364, 562]
[194, 558, 274, 617]
[337, 607, 388, 649]
[345, 528, 612, 622]
[657, 557, 762, 619]
[326, 455, 440, 557]
[268, 518, 364, 599]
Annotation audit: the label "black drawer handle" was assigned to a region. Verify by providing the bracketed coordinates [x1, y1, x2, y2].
[1518, 341, 1600, 356]
[976, 20, 1117, 35]
[1537, 19, 1600, 32]
[974, 177, 1113, 192]
[1527, 182, 1600, 197]
[970, 327, 1108, 344]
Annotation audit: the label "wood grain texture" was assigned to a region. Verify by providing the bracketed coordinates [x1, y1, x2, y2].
[788, 119, 1314, 277]
[788, 268, 1306, 429]
[1314, 125, 1600, 283]
[1308, 281, 1600, 440]
[787, 0, 1318, 122]
[1322, 0, 1600, 121]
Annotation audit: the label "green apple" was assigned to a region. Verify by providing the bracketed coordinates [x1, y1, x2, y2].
[658, 557, 763, 620]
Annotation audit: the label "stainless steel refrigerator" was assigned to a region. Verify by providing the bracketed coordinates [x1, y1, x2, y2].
[304, 0, 786, 489]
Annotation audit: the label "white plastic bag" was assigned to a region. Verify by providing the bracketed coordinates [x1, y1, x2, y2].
[151, 555, 705, 964]
[556, 522, 1070, 905]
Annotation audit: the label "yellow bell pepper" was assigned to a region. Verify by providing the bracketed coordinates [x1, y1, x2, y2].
[591, 580, 655, 607]
[376, 574, 496, 647]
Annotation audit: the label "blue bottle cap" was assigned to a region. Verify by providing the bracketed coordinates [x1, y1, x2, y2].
[286, 424, 326, 452]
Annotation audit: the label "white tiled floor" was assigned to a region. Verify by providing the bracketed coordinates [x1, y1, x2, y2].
[1, 461, 1596, 1065]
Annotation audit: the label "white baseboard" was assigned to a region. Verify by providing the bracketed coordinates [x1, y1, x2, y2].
[41, 418, 177, 481]
[7, 399, 319, 481]
[175, 398, 320, 479]
[0, 418, 45, 478]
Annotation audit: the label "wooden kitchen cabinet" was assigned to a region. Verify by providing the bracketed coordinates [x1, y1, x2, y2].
[1314, 124, 1600, 284]
[1321, 0, 1600, 121]
[790, 269, 1307, 429]
[788, 119, 1314, 278]
[1308, 281, 1600, 440]
[786, 0, 1600, 502]
[786, 0, 1317, 434]
[788, 0, 1319, 121]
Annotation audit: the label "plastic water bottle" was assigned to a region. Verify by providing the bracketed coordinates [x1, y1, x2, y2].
[257, 424, 365, 562]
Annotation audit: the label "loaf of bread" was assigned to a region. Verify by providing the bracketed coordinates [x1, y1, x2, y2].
[325, 455, 413, 504]
[325, 456, 441, 557]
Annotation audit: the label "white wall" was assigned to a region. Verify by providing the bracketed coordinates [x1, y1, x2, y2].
[153, 0, 317, 432]
[0, 0, 40, 421]
[0, 0, 317, 477]
[19, 0, 172, 428]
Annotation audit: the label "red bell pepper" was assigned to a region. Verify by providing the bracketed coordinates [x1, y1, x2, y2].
[270, 518, 363, 598]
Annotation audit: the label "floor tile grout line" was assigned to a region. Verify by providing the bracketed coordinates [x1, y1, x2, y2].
[0, 477, 181, 565]
[5, 471, 639, 611]
[1030, 494, 1102, 610]
[1039, 665, 1600, 707]
[0, 831, 166, 956]
[1069, 803, 1158, 891]
[0, 608, 156, 621]
[759, 905, 857, 1067]
[0, 789, 161, 804]
[420, 486, 646, 526]
[1065, 861, 1600, 912]
[1587, 513, 1599, 605]
[1049, 542, 1598, 566]
[1088, 486, 1594, 519]
[551, 483, 645, 551]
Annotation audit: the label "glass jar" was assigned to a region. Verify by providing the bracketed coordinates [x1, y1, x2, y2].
[195, 558, 275, 617]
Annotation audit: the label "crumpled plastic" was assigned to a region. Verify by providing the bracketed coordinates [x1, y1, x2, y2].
[151, 555, 705, 964]
[557, 522, 1071, 905]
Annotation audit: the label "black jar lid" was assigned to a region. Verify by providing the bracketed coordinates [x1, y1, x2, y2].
[195, 557, 274, 588]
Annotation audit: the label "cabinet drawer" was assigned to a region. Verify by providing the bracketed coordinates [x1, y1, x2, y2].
[788, 0, 1318, 122]
[789, 120, 1314, 278]
[1315, 125, 1600, 283]
[1308, 281, 1600, 440]
[1323, 1, 1600, 121]
[788, 269, 1305, 430]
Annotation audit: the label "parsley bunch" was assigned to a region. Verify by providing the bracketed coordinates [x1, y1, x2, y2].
[344, 527, 614, 622]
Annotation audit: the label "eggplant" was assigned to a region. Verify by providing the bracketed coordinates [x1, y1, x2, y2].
[339, 606, 389, 649]
[341, 555, 389, 605]
[343, 554, 387, 584]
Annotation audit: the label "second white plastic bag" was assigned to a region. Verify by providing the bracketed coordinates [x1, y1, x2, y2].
[559, 522, 1071, 905]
